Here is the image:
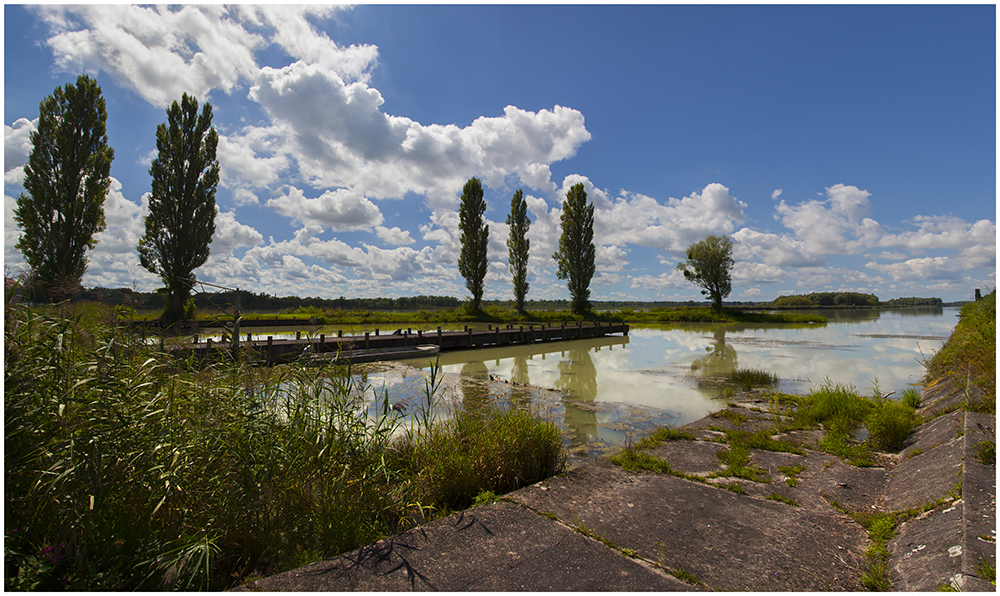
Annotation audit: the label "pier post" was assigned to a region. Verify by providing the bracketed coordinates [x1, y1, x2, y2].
[266, 336, 273, 364]
[496, 326, 500, 345]
[338, 329, 343, 338]
[296, 331, 301, 340]
[437, 327, 442, 345]
[319, 334, 325, 353]
[520, 326, 524, 342]
[468, 327, 473, 347]
[193, 335, 199, 344]
[365, 332, 370, 349]
[246, 332, 252, 344]
[375, 329, 379, 336]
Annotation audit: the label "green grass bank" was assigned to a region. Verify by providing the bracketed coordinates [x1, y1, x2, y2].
[923, 289, 995, 414]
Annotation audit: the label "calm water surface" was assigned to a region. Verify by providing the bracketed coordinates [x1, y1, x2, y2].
[375, 307, 956, 462]
[216, 308, 957, 463]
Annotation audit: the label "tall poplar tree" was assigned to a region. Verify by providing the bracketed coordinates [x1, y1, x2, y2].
[506, 188, 531, 314]
[14, 75, 115, 302]
[457, 177, 489, 313]
[552, 183, 595, 315]
[138, 93, 219, 322]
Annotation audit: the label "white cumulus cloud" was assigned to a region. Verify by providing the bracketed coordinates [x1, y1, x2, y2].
[266, 186, 384, 231]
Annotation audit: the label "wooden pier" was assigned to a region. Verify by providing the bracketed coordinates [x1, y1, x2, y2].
[167, 321, 629, 365]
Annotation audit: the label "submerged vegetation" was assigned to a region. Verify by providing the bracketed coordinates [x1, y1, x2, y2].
[4, 298, 563, 590]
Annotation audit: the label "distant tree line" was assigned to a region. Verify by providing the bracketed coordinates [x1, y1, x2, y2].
[73, 287, 463, 313]
[770, 293, 941, 308]
[881, 297, 943, 307]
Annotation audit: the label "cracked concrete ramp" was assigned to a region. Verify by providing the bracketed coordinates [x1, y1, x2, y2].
[510, 460, 867, 591]
[234, 500, 696, 591]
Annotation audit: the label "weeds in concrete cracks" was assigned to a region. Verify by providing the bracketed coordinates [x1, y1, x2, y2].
[973, 553, 996, 586]
[778, 464, 805, 487]
[669, 567, 705, 586]
[766, 492, 800, 507]
[632, 426, 695, 450]
[723, 481, 747, 494]
[609, 449, 706, 483]
[712, 441, 772, 483]
[825, 494, 952, 592]
[571, 515, 617, 550]
[711, 408, 749, 425]
[974, 439, 995, 466]
[654, 541, 704, 586]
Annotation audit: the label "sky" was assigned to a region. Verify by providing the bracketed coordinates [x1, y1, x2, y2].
[3, 3, 996, 304]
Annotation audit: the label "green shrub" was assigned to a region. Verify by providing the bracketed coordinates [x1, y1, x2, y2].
[867, 400, 917, 451]
[395, 403, 564, 512]
[794, 380, 871, 429]
[901, 387, 922, 409]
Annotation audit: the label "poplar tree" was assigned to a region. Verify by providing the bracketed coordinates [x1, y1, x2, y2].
[552, 183, 595, 315]
[457, 177, 489, 313]
[14, 75, 115, 302]
[676, 234, 734, 311]
[138, 93, 219, 322]
[506, 188, 531, 314]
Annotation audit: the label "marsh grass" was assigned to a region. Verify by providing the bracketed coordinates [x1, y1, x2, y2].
[4, 301, 564, 590]
[728, 368, 780, 391]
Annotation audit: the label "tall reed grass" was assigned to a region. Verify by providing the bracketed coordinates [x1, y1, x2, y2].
[4, 298, 563, 590]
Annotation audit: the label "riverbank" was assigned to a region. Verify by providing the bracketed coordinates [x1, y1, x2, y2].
[239, 375, 995, 591]
[239, 295, 995, 591]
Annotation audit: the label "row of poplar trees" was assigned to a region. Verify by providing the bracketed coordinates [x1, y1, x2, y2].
[458, 177, 596, 316]
[13, 75, 219, 322]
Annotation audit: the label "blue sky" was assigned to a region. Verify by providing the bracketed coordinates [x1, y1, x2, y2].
[4, 4, 996, 303]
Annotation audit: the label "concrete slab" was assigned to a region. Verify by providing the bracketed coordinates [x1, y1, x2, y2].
[510, 460, 867, 591]
[890, 500, 965, 591]
[962, 412, 996, 586]
[235, 500, 695, 592]
[645, 439, 726, 476]
[900, 409, 965, 459]
[885, 435, 963, 511]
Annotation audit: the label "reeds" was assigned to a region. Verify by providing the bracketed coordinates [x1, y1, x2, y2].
[4, 300, 564, 590]
[727, 368, 780, 391]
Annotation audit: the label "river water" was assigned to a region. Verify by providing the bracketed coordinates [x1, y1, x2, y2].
[331, 307, 956, 463]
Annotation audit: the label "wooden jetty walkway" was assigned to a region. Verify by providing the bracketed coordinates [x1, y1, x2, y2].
[167, 321, 629, 365]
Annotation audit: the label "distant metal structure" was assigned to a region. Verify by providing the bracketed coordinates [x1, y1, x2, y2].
[185, 277, 242, 348]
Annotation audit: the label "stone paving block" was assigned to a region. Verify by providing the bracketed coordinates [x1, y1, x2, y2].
[236, 500, 694, 592]
[890, 499, 965, 591]
[512, 460, 867, 591]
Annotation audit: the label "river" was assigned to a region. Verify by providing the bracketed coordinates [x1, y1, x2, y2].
[326, 307, 956, 463]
